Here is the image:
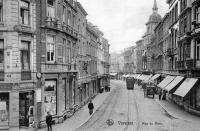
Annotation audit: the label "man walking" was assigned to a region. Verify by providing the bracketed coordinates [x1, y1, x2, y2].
[88, 100, 94, 115]
[46, 111, 53, 131]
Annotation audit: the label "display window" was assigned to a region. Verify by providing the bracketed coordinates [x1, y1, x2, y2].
[0, 93, 9, 126]
[44, 80, 57, 115]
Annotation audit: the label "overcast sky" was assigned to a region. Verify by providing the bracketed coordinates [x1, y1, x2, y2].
[78, 0, 169, 53]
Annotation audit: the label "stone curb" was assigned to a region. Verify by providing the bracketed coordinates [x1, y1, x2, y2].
[155, 99, 188, 122]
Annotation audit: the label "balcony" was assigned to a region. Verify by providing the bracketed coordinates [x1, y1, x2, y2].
[177, 61, 185, 69]
[21, 70, 31, 81]
[186, 59, 196, 69]
[13, 24, 34, 34]
[44, 18, 78, 39]
[167, 48, 174, 57]
[41, 63, 78, 73]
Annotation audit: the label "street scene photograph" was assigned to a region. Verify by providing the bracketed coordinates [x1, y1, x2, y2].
[1, 0, 200, 131]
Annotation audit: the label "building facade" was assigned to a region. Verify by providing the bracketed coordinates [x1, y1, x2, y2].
[123, 46, 137, 74]
[142, 0, 161, 73]
[0, 0, 37, 128]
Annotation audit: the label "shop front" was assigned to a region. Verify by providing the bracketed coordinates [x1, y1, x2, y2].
[19, 91, 34, 127]
[44, 80, 57, 116]
[0, 93, 9, 128]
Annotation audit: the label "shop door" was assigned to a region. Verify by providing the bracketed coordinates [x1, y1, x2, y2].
[19, 92, 34, 127]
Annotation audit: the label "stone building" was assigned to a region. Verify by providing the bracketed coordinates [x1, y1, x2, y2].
[35, 0, 79, 127]
[167, 0, 179, 74]
[0, 0, 37, 129]
[123, 46, 137, 74]
[142, 0, 161, 73]
[136, 39, 144, 73]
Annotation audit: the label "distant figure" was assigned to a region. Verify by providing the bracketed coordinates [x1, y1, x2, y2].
[158, 89, 162, 100]
[88, 100, 94, 115]
[46, 111, 53, 131]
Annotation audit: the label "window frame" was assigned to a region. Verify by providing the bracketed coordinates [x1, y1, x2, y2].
[46, 35, 55, 63]
[20, 0, 30, 25]
[21, 41, 30, 70]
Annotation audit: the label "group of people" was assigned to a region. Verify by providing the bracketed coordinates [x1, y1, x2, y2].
[158, 88, 166, 100]
[105, 85, 111, 92]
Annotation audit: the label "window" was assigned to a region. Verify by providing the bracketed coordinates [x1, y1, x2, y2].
[47, 0, 55, 18]
[0, 40, 4, 70]
[0, 1, 3, 22]
[21, 41, 30, 70]
[46, 35, 55, 62]
[196, 39, 200, 60]
[62, 5, 66, 23]
[20, 0, 30, 25]
[67, 41, 71, 64]
[72, 14, 75, 28]
[67, 11, 71, 26]
[196, 6, 200, 23]
[63, 39, 66, 63]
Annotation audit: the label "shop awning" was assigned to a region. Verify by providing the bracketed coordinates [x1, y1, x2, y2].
[164, 76, 184, 92]
[149, 74, 160, 82]
[110, 73, 117, 76]
[174, 78, 198, 97]
[144, 75, 152, 81]
[137, 75, 143, 80]
[157, 76, 175, 89]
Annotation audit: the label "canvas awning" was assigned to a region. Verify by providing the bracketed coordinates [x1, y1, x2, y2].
[157, 76, 175, 89]
[143, 75, 153, 83]
[110, 73, 117, 76]
[164, 76, 184, 92]
[137, 75, 143, 80]
[174, 78, 198, 97]
[149, 74, 160, 82]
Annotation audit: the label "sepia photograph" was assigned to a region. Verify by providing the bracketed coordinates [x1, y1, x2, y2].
[0, 0, 200, 131]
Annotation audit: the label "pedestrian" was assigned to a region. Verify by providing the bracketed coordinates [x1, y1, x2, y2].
[158, 88, 162, 100]
[88, 100, 94, 115]
[46, 111, 53, 131]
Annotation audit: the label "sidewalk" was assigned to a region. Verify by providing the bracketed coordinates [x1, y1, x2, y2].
[155, 97, 200, 124]
[9, 83, 116, 131]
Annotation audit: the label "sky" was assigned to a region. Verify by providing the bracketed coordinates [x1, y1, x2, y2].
[78, 0, 169, 53]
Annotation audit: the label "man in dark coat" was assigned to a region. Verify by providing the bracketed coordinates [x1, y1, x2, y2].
[88, 100, 94, 115]
[46, 111, 53, 131]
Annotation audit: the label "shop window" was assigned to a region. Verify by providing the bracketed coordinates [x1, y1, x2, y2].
[62, 79, 67, 111]
[20, 0, 30, 25]
[47, 0, 55, 18]
[46, 35, 55, 62]
[21, 41, 30, 70]
[44, 80, 57, 115]
[0, 93, 9, 126]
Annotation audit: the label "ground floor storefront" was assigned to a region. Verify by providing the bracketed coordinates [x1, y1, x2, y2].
[0, 82, 36, 130]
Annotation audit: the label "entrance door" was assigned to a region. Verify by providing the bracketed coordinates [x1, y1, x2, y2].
[19, 92, 34, 127]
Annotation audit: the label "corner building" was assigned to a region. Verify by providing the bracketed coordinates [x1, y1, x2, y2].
[0, 0, 37, 129]
[35, 0, 79, 127]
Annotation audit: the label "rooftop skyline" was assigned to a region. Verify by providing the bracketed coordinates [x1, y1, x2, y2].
[78, 0, 168, 53]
